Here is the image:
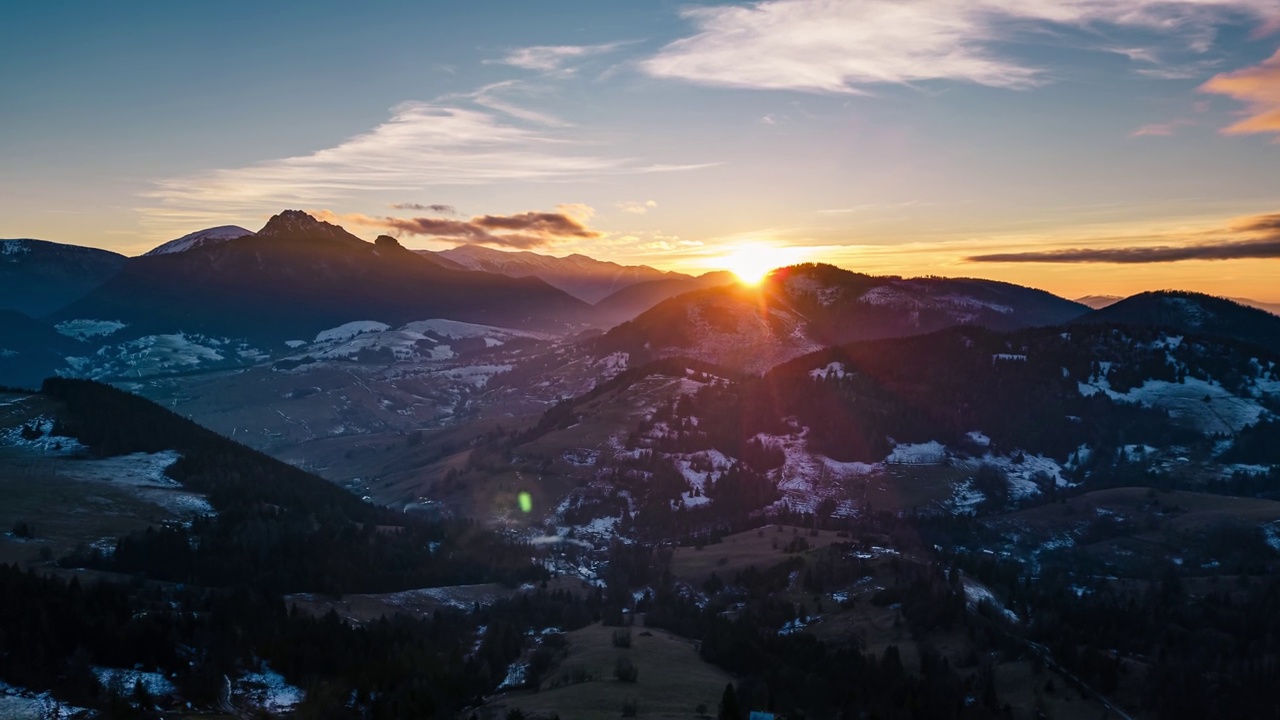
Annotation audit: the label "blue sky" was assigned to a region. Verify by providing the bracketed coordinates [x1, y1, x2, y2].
[4, 0, 1280, 300]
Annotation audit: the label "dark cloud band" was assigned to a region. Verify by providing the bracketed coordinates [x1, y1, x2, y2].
[329, 209, 601, 249]
[966, 211, 1280, 264]
[390, 203, 457, 214]
[967, 238, 1280, 264]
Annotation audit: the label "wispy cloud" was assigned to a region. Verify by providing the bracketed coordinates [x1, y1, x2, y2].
[966, 211, 1280, 263]
[1200, 49, 1280, 137]
[617, 200, 657, 214]
[141, 100, 709, 235]
[492, 43, 626, 72]
[1131, 118, 1196, 136]
[642, 0, 1275, 93]
[390, 203, 456, 214]
[316, 208, 601, 250]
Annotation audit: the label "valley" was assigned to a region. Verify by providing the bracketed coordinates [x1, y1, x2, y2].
[1, 213, 1278, 720]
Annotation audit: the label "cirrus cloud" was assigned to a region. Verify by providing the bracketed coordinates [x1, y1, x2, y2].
[617, 200, 657, 214]
[141, 100, 712, 237]
[390, 202, 457, 214]
[492, 42, 626, 72]
[642, 0, 1277, 93]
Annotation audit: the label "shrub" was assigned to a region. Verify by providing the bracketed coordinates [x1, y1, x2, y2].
[614, 655, 639, 683]
[611, 628, 632, 648]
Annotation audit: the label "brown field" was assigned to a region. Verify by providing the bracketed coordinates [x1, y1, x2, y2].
[862, 463, 974, 514]
[285, 576, 590, 624]
[479, 621, 735, 720]
[668, 524, 845, 587]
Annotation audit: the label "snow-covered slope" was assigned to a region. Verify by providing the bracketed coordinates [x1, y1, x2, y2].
[142, 225, 254, 256]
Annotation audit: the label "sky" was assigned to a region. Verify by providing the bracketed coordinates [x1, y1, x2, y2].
[3, 0, 1280, 301]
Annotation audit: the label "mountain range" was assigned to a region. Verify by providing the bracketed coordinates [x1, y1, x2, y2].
[51, 211, 594, 343]
[3, 211, 1279, 387]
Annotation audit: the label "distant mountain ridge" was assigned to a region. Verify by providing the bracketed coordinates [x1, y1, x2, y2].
[592, 271, 737, 327]
[1074, 294, 1124, 310]
[430, 245, 685, 304]
[597, 264, 1091, 373]
[0, 238, 128, 317]
[1076, 292, 1280, 317]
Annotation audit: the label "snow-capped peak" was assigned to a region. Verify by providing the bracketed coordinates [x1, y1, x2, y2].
[143, 226, 254, 256]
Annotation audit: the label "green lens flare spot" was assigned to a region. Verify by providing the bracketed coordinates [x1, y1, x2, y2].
[518, 491, 533, 514]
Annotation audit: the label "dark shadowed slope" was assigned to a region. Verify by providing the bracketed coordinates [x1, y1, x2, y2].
[0, 239, 127, 316]
[0, 310, 81, 388]
[1077, 291, 1280, 352]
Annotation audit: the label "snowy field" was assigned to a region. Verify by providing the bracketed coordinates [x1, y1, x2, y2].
[237, 666, 304, 714]
[0, 681, 88, 719]
[1079, 375, 1268, 435]
[55, 319, 126, 340]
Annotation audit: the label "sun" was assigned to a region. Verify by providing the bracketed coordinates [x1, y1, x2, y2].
[724, 246, 777, 285]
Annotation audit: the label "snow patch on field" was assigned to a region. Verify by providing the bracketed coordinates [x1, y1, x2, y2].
[949, 481, 985, 514]
[953, 452, 1066, 496]
[446, 364, 513, 388]
[596, 352, 629, 378]
[93, 667, 174, 697]
[963, 580, 1019, 623]
[401, 318, 549, 341]
[52, 450, 179, 486]
[0, 681, 88, 719]
[55, 451, 215, 517]
[886, 441, 946, 465]
[237, 667, 303, 714]
[859, 286, 909, 307]
[1, 417, 87, 456]
[55, 319, 126, 340]
[315, 321, 390, 344]
[378, 584, 510, 611]
[785, 274, 840, 306]
[1263, 521, 1280, 553]
[672, 449, 734, 496]
[1079, 376, 1266, 435]
[0, 435, 215, 518]
[310, 327, 448, 362]
[66, 333, 245, 379]
[1, 240, 33, 256]
[759, 429, 873, 513]
[940, 294, 1013, 315]
[580, 515, 620, 537]
[778, 616, 813, 635]
[498, 661, 529, 690]
[809, 362, 846, 380]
